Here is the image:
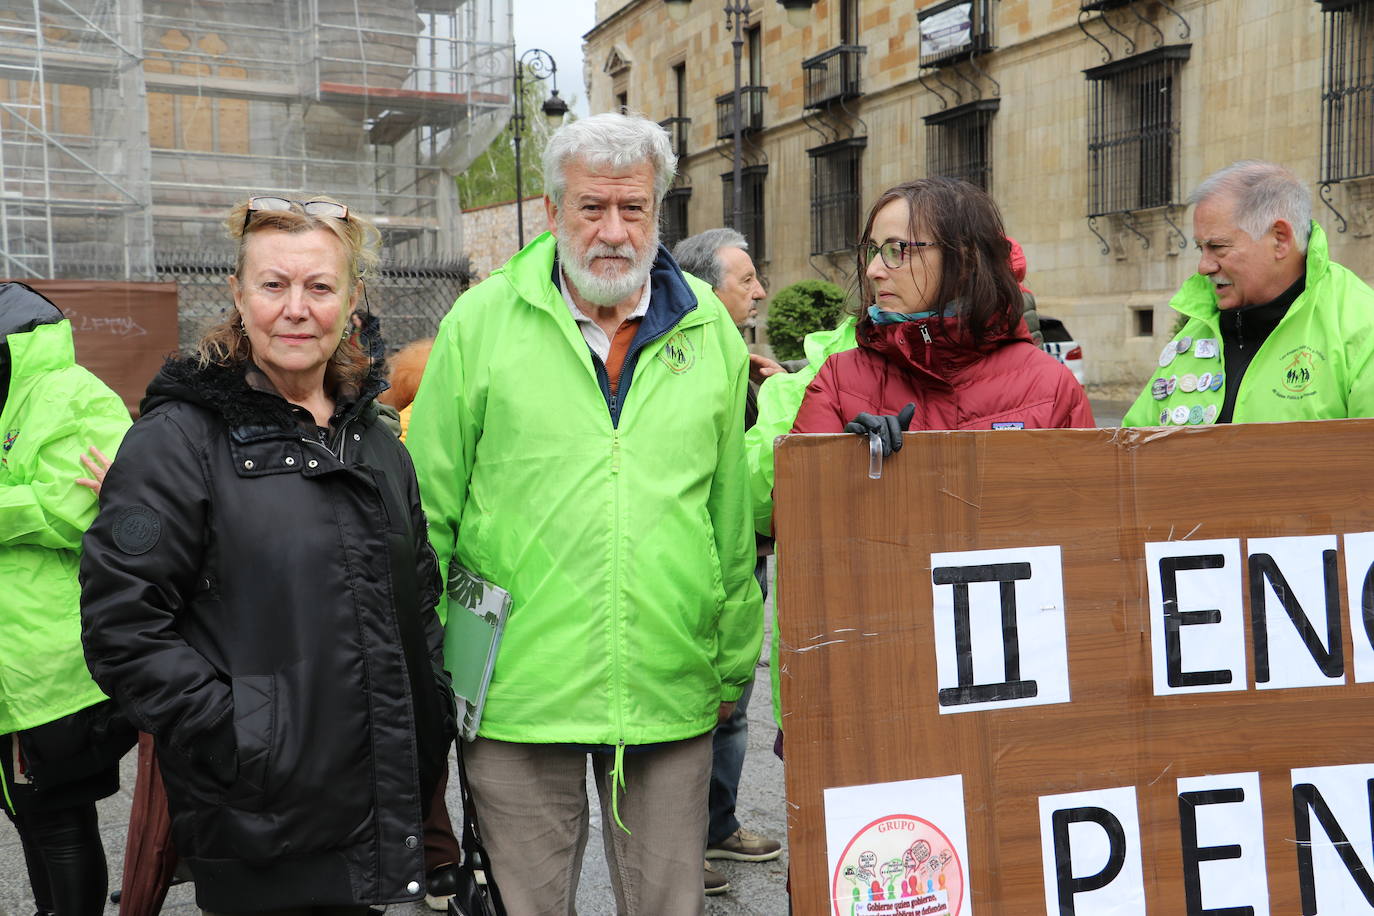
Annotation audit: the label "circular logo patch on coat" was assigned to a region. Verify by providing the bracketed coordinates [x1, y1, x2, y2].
[658, 331, 696, 374]
[112, 505, 161, 555]
[1280, 346, 1320, 394]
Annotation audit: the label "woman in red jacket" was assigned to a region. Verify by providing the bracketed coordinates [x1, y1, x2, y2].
[793, 178, 1093, 447]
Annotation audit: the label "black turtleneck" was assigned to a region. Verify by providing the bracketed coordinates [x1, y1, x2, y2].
[1216, 271, 1306, 423]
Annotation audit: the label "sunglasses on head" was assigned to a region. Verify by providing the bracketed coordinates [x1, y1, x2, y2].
[243, 197, 349, 231]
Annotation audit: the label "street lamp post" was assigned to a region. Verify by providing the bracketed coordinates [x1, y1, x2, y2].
[513, 48, 570, 248]
[663, 0, 817, 240]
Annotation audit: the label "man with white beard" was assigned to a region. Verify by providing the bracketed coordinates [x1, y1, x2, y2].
[407, 112, 763, 914]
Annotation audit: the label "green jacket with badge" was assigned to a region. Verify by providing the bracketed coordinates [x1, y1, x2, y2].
[1123, 222, 1374, 426]
[744, 316, 858, 537]
[1, 319, 130, 736]
[406, 232, 763, 749]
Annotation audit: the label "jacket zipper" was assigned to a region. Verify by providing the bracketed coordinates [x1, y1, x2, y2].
[608, 428, 630, 831]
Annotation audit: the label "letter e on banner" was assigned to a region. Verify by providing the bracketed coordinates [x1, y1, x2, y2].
[1145, 539, 1245, 696]
[1291, 763, 1374, 915]
[1176, 772, 1270, 916]
[930, 545, 1069, 713]
[1038, 786, 1145, 915]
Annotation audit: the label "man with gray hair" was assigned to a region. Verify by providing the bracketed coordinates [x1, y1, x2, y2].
[1124, 159, 1374, 426]
[673, 228, 784, 896]
[407, 112, 763, 912]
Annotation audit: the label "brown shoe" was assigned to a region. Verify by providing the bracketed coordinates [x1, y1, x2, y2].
[704, 860, 731, 896]
[706, 826, 783, 862]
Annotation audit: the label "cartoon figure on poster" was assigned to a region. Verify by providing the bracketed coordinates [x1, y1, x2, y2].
[833, 816, 964, 916]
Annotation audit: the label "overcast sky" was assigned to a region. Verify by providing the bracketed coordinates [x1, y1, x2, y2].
[513, 0, 598, 118]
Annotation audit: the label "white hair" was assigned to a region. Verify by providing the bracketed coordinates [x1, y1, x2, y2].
[1189, 160, 1313, 252]
[672, 228, 748, 288]
[543, 112, 677, 208]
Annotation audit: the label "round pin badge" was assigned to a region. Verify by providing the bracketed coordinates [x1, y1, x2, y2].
[1210, 371, 1224, 391]
[1180, 373, 1198, 393]
[1172, 405, 1191, 425]
[1176, 336, 1193, 354]
[1197, 372, 1212, 390]
[1159, 344, 1177, 368]
[1167, 375, 1178, 395]
[1152, 378, 1169, 400]
[1196, 339, 1218, 359]
[1189, 405, 1204, 424]
[1203, 404, 1219, 424]
[1160, 409, 1171, 425]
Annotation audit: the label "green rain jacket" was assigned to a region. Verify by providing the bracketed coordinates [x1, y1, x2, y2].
[1123, 222, 1374, 426]
[744, 316, 858, 538]
[1, 320, 130, 735]
[741, 316, 858, 728]
[407, 233, 763, 749]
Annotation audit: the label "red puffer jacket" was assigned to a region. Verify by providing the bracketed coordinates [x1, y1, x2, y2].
[792, 314, 1095, 433]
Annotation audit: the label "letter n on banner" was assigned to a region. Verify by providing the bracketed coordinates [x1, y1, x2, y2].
[930, 545, 1070, 713]
[1291, 763, 1374, 915]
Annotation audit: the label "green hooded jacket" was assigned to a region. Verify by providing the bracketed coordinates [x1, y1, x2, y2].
[744, 316, 858, 538]
[1123, 222, 1374, 427]
[1, 320, 130, 735]
[407, 233, 763, 749]
[741, 316, 858, 729]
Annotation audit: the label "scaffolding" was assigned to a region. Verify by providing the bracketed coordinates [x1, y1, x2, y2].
[0, 0, 513, 280]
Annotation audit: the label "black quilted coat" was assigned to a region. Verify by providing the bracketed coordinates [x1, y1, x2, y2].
[80, 356, 455, 909]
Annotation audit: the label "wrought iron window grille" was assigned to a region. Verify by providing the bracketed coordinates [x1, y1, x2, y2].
[715, 86, 768, 140]
[923, 98, 999, 192]
[803, 46, 866, 109]
[918, 0, 994, 70]
[660, 186, 693, 252]
[720, 164, 769, 261]
[1317, 0, 1374, 233]
[659, 116, 692, 159]
[807, 137, 866, 257]
[1083, 43, 1191, 255]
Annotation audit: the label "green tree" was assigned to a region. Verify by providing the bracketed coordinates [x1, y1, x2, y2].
[456, 69, 576, 209]
[765, 280, 849, 362]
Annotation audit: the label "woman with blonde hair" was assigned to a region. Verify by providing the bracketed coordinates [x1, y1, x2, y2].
[81, 195, 455, 913]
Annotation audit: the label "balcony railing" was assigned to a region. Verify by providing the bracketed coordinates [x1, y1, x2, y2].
[715, 86, 768, 140]
[1080, 0, 1135, 10]
[803, 45, 866, 109]
[919, 0, 993, 69]
[659, 116, 691, 159]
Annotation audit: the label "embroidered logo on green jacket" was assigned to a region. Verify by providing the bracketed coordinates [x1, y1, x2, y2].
[1276, 345, 1324, 400]
[2, 428, 17, 466]
[658, 331, 696, 374]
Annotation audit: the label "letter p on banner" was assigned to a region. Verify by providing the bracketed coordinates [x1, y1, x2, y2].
[1038, 786, 1145, 915]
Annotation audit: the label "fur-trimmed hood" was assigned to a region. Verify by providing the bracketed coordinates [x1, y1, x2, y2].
[141, 355, 387, 433]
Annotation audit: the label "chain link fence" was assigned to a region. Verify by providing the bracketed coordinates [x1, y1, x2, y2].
[154, 251, 473, 353]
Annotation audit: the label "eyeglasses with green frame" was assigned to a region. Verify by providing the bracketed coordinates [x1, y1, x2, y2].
[858, 239, 939, 270]
[243, 196, 349, 232]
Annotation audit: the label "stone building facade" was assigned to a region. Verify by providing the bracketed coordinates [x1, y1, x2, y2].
[462, 195, 548, 281]
[583, 0, 1371, 384]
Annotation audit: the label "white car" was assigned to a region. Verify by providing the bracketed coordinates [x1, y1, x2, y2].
[1040, 317, 1085, 386]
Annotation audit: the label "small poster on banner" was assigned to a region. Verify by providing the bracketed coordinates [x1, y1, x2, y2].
[824, 774, 972, 916]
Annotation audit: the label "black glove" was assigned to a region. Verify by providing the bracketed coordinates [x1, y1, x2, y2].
[844, 403, 915, 457]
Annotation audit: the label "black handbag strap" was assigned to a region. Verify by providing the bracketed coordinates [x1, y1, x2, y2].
[456, 742, 507, 913]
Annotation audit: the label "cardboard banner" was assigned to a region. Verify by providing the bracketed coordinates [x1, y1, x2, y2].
[13, 280, 180, 415]
[774, 421, 1374, 915]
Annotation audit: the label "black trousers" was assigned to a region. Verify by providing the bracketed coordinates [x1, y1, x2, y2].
[8, 802, 108, 916]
